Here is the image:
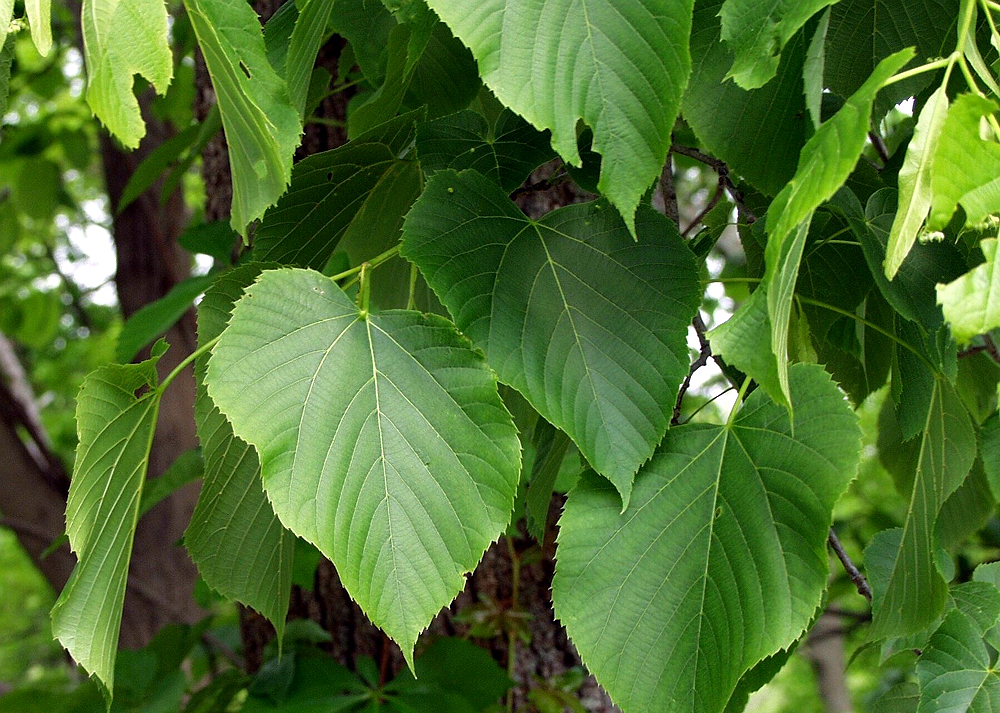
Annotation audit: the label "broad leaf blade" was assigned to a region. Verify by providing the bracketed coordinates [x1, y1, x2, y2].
[916, 609, 1000, 712]
[885, 87, 949, 278]
[937, 238, 1000, 345]
[871, 379, 977, 638]
[552, 365, 861, 713]
[184, 0, 302, 238]
[426, 0, 694, 233]
[82, 0, 173, 148]
[206, 268, 521, 662]
[415, 109, 554, 192]
[185, 263, 294, 639]
[402, 170, 701, 508]
[719, 0, 837, 89]
[929, 93, 1000, 230]
[51, 346, 167, 696]
[25, 0, 51, 56]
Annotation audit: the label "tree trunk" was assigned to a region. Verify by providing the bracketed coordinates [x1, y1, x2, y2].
[193, 11, 616, 709]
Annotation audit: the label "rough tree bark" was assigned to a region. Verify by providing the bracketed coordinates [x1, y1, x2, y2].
[193, 8, 617, 709]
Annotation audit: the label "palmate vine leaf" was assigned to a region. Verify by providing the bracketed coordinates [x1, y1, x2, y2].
[183, 0, 301, 238]
[681, 0, 808, 197]
[929, 94, 1000, 231]
[25, 0, 51, 56]
[870, 379, 977, 639]
[916, 609, 1000, 712]
[885, 87, 949, 279]
[81, 0, 173, 148]
[718, 0, 837, 89]
[206, 268, 521, 663]
[401, 169, 701, 508]
[424, 0, 693, 234]
[552, 365, 861, 713]
[937, 238, 1000, 345]
[50, 342, 169, 698]
[254, 109, 423, 270]
[185, 263, 294, 640]
[415, 109, 555, 193]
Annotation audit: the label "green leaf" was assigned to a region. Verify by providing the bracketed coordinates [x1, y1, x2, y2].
[983, 414, 1000, 499]
[425, 0, 694, 233]
[385, 637, 512, 709]
[117, 123, 202, 214]
[349, 25, 416, 139]
[286, 0, 336, 119]
[178, 221, 238, 263]
[0, 33, 11, 117]
[50, 343, 168, 698]
[885, 86, 949, 279]
[916, 609, 1000, 712]
[929, 93, 1000, 230]
[766, 49, 914, 262]
[719, 0, 837, 89]
[870, 379, 977, 639]
[872, 683, 919, 713]
[681, 0, 807, 196]
[415, 109, 555, 192]
[552, 365, 860, 713]
[254, 110, 423, 270]
[804, 9, 830, 131]
[0, 0, 13, 49]
[937, 238, 1000, 345]
[81, 0, 173, 148]
[184, 0, 302, 238]
[708, 288, 784, 405]
[767, 216, 812, 407]
[116, 273, 216, 364]
[823, 0, 955, 117]
[402, 170, 701, 507]
[525, 419, 571, 541]
[206, 268, 521, 662]
[25, 0, 51, 56]
[185, 263, 294, 640]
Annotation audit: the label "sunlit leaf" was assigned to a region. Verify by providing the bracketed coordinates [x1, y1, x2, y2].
[553, 365, 860, 713]
[425, 0, 694, 233]
[402, 169, 701, 507]
[206, 268, 521, 662]
[25, 0, 50, 56]
[936, 238, 1000, 345]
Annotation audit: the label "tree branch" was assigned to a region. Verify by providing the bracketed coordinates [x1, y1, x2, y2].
[828, 529, 873, 603]
[672, 315, 713, 425]
[670, 145, 757, 224]
[659, 152, 679, 226]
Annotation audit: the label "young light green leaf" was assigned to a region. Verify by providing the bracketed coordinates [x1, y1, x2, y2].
[184, 0, 302, 238]
[916, 609, 1000, 712]
[25, 0, 51, 56]
[185, 263, 294, 640]
[682, 0, 808, 196]
[402, 170, 701, 508]
[719, 0, 837, 89]
[415, 109, 555, 192]
[929, 93, 1000, 230]
[286, 0, 335, 119]
[766, 48, 914, 259]
[937, 238, 1000, 345]
[206, 268, 521, 663]
[767, 216, 812, 408]
[552, 365, 861, 713]
[708, 288, 784, 405]
[425, 0, 694, 233]
[116, 273, 216, 364]
[0, 0, 13, 49]
[81, 0, 173, 148]
[870, 379, 977, 638]
[254, 110, 423, 270]
[804, 8, 830, 130]
[50, 343, 168, 698]
[885, 87, 950, 279]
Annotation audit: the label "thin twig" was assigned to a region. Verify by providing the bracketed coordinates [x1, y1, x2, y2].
[959, 335, 1000, 364]
[659, 152, 679, 226]
[828, 529, 872, 603]
[682, 177, 724, 237]
[670, 145, 757, 223]
[509, 165, 569, 200]
[868, 130, 890, 166]
[672, 315, 713, 424]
